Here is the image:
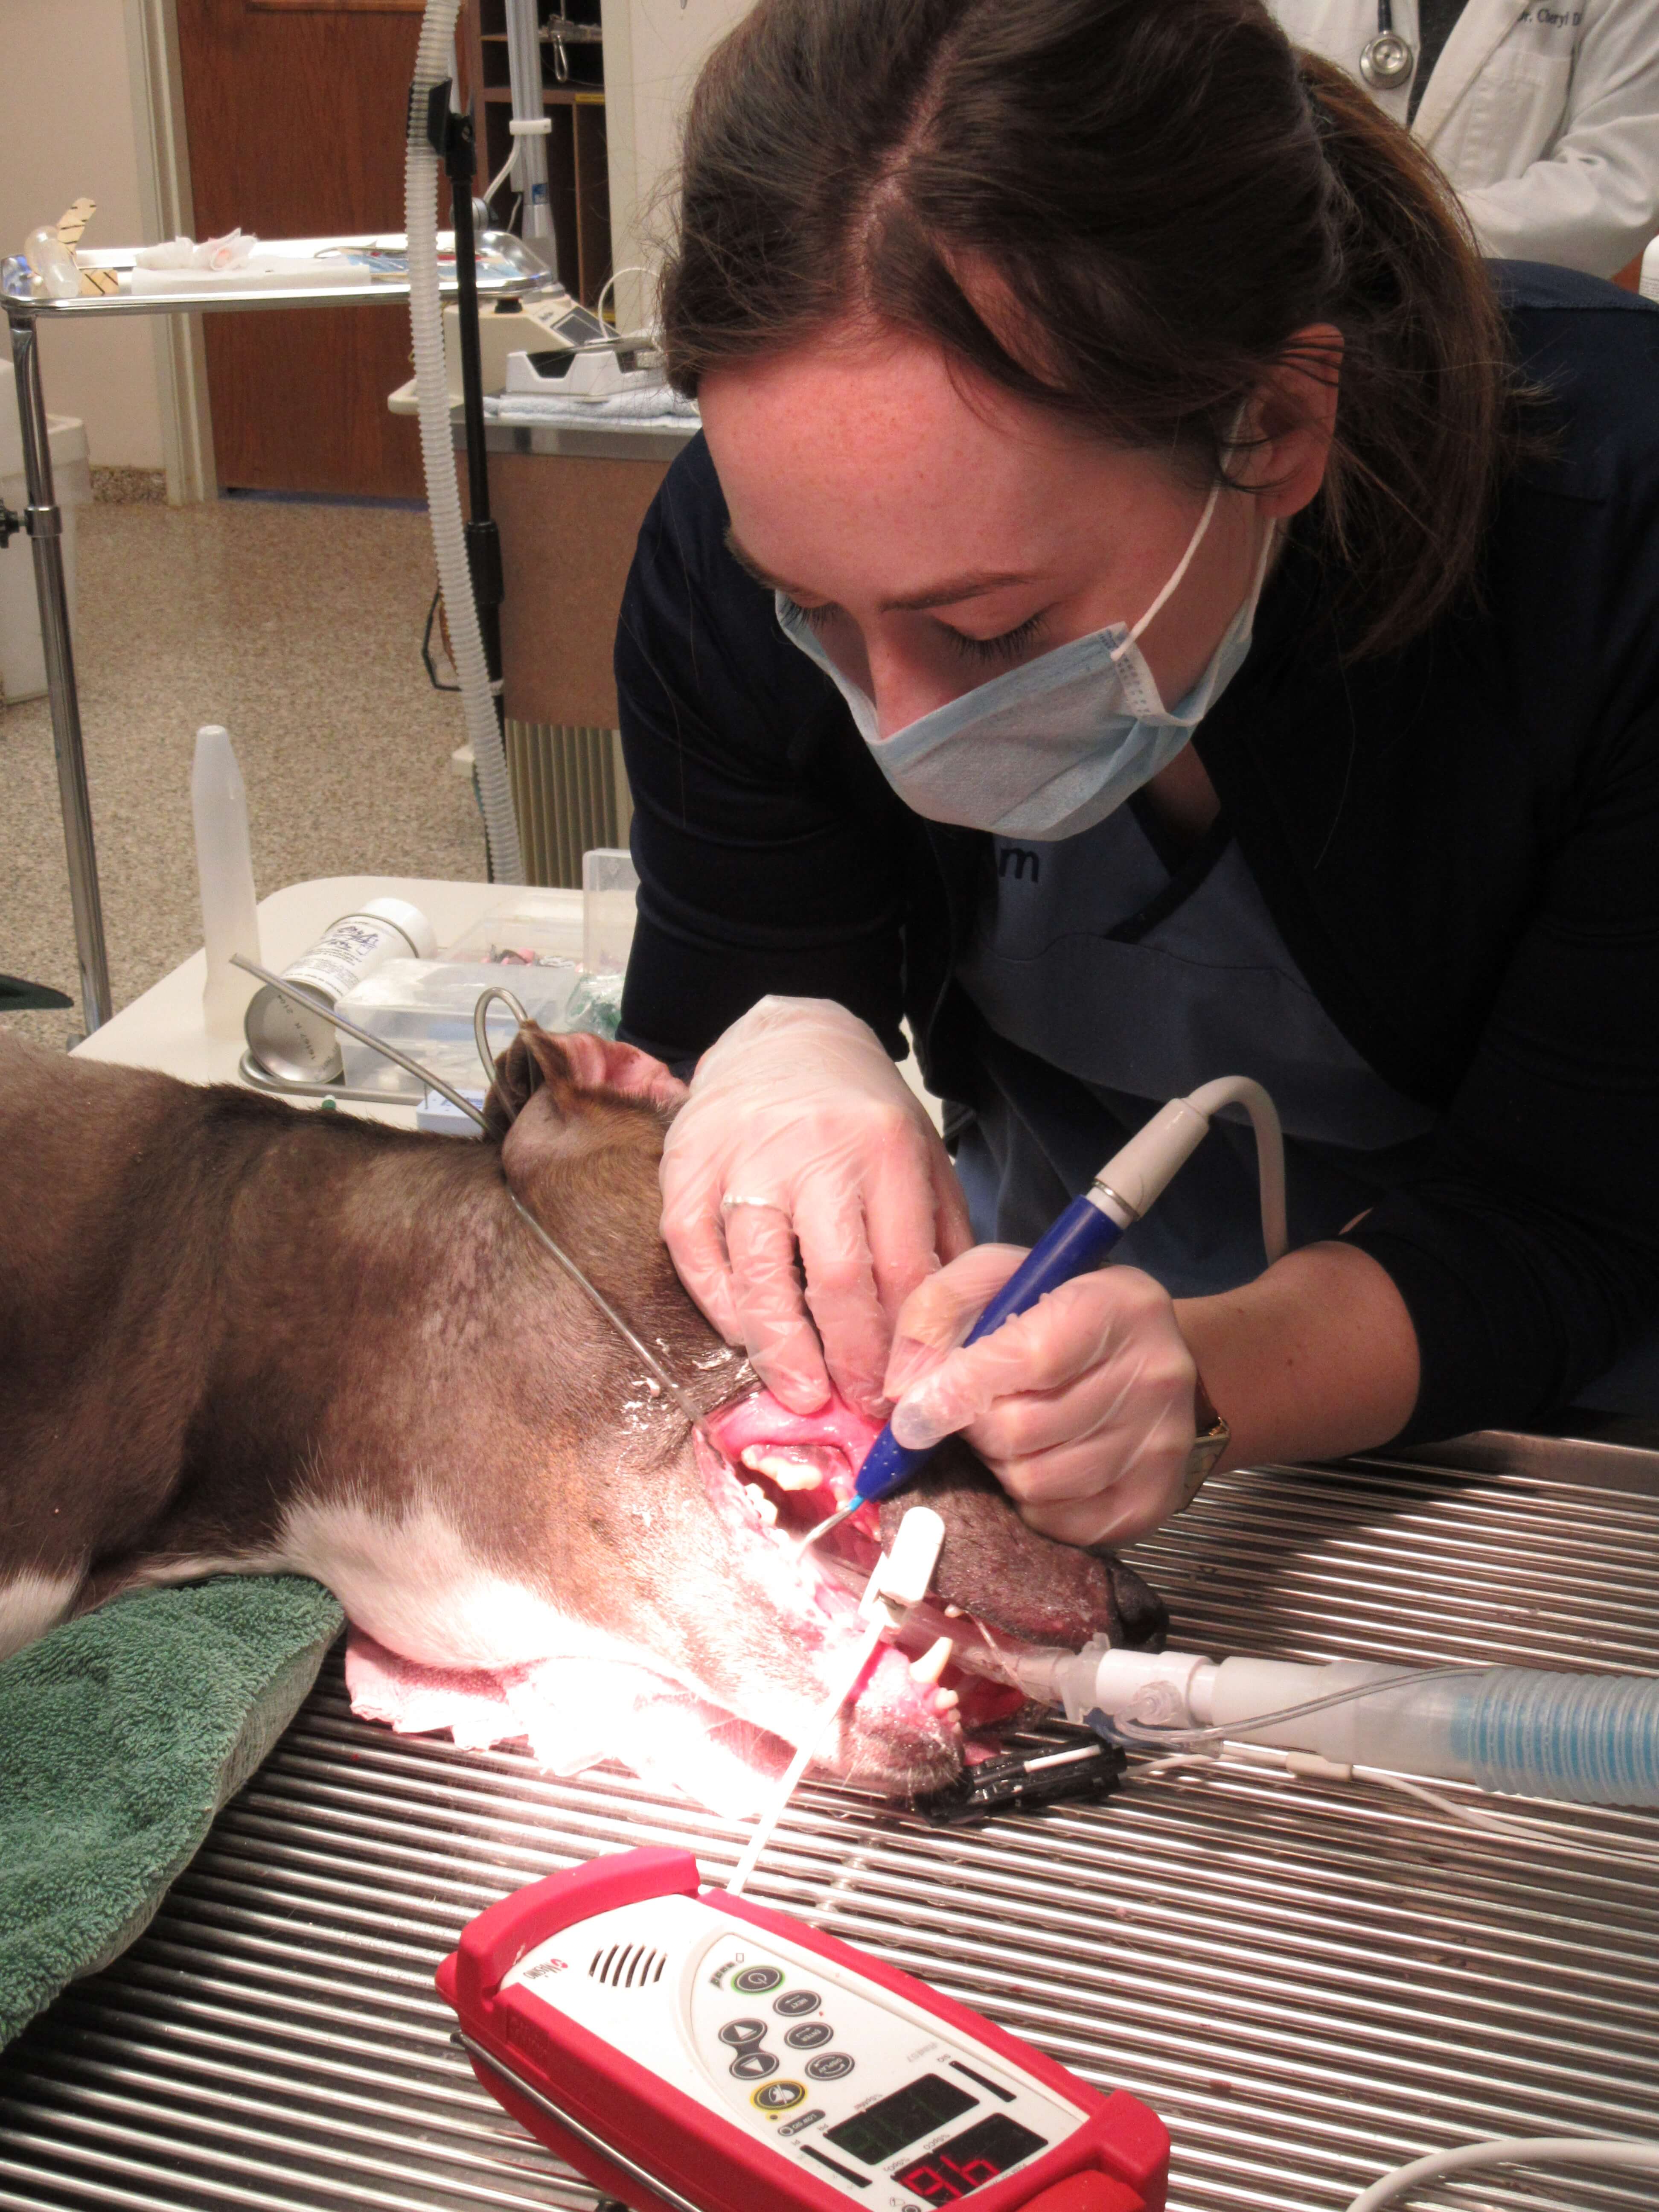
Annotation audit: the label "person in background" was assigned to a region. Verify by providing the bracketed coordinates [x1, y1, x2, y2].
[1269, 0, 1659, 278]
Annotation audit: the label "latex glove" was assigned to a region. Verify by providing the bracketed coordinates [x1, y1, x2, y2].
[660, 997, 973, 1416]
[883, 1245, 1199, 1547]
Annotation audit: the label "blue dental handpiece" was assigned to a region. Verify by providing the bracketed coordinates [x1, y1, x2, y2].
[792, 1073, 1286, 1560]
[794, 1182, 1132, 1558]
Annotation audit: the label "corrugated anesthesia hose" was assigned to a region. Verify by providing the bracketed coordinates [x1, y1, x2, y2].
[407, 3, 525, 885]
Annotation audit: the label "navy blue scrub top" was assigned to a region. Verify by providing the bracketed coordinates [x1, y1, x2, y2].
[952, 800, 1658, 1415]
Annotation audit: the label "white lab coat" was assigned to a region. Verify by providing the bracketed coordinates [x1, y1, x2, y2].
[1271, 0, 1659, 275]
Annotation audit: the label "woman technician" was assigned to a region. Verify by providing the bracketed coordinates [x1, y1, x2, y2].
[614, 0, 1659, 1550]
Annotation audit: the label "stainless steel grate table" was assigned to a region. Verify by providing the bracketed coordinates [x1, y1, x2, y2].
[4, 1430, 1659, 2212]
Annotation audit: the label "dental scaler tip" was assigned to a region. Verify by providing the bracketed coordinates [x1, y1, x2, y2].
[794, 1495, 858, 1561]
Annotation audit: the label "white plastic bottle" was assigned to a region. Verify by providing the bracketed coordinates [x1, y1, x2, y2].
[192, 724, 262, 1041]
[244, 896, 437, 1083]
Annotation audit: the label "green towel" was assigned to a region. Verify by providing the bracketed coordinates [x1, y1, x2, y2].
[0, 1574, 343, 2048]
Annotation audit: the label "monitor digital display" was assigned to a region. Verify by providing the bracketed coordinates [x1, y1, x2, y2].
[893, 2113, 1049, 2201]
[821, 2074, 977, 2166]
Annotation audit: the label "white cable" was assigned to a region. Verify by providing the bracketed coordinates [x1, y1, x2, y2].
[407, 5, 525, 883]
[1353, 1767, 1659, 1871]
[483, 149, 518, 209]
[1182, 1074, 1287, 1263]
[595, 263, 647, 331]
[1126, 1738, 1659, 1874]
[1346, 2136, 1659, 2212]
[727, 1618, 884, 1898]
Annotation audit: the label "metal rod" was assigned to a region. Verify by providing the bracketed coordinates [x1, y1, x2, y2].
[503, 0, 554, 247]
[230, 954, 729, 1460]
[461, 2039, 705, 2212]
[9, 310, 112, 1032]
[229, 954, 489, 1127]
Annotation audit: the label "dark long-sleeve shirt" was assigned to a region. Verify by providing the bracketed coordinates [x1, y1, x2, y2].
[614, 264, 1659, 1445]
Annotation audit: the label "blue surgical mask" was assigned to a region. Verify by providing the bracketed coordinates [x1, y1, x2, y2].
[777, 477, 1274, 841]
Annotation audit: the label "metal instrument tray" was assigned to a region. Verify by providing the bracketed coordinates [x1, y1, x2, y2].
[4, 1429, 1658, 2211]
[2, 232, 556, 318]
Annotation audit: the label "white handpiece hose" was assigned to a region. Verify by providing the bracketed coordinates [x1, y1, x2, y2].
[1094, 1074, 1287, 1263]
[407, 6, 525, 884]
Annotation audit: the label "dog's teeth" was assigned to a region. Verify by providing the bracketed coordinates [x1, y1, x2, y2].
[738, 1444, 823, 1491]
[908, 1636, 953, 1686]
[943, 1603, 964, 1618]
[742, 1481, 779, 1527]
[933, 1686, 960, 1714]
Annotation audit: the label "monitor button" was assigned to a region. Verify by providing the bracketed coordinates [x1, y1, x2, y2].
[752, 2079, 807, 2113]
[805, 2052, 855, 2081]
[785, 2022, 834, 2050]
[773, 1988, 821, 2017]
[718, 2019, 768, 2047]
[731, 2049, 780, 2081]
[733, 1965, 785, 1995]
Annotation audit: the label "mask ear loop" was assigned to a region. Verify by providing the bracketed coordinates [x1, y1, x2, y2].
[1120, 472, 1226, 654]
[1118, 396, 1265, 655]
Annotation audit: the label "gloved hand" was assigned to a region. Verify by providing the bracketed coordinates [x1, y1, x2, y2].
[660, 997, 974, 1416]
[883, 1245, 1200, 1547]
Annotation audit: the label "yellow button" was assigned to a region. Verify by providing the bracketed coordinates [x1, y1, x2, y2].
[751, 2079, 807, 2114]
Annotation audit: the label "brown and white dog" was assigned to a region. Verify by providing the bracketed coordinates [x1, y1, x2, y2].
[0, 1023, 1162, 1794]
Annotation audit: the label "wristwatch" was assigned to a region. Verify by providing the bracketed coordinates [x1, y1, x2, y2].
[1179, 1374, 1230, 1509]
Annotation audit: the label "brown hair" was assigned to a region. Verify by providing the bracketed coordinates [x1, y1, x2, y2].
[661, 0, 1517, 658]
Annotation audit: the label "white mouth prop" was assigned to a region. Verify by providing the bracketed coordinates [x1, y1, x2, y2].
[699, 1388, 1029, 1754]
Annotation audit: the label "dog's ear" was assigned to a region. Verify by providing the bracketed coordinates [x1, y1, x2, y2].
[483, 1022, 686, 1141]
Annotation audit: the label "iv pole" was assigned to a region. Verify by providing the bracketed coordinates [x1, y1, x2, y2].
[504, 0, 556, 259]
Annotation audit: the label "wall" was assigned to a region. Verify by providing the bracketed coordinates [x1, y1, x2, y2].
[600, 0, 754, 334]
[0, 0, 165, 469]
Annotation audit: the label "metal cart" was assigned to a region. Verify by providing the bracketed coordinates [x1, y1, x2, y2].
[1, 233, 555, 1034]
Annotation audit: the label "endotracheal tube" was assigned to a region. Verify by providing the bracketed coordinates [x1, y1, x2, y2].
[1005, 1638, 1659, 1810]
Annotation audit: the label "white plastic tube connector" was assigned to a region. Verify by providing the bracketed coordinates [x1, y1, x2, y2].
[407, 3, 524, 884]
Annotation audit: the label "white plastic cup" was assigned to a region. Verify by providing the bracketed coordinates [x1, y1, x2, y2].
[582, 846, 638, 975]
[192, 725, 262, 1041]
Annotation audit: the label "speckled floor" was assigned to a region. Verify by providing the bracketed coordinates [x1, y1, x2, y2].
[0, 497, 487, 1051]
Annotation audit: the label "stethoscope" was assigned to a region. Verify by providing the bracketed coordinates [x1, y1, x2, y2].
[1359, 0, 1415, 87]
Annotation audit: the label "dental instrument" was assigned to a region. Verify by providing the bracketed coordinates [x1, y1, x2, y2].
[796, 1073, 1286, 1559]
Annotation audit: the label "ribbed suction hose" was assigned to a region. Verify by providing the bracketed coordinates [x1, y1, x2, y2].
[1451, 1669, 1659, 1806]
[407, 3, 524, 884]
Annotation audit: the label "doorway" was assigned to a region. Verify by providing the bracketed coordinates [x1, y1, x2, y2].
[173, 0, 442, 498]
